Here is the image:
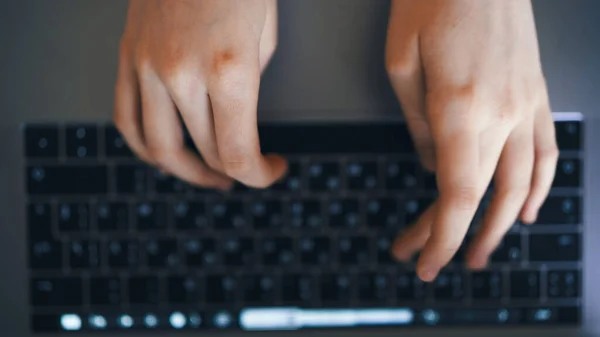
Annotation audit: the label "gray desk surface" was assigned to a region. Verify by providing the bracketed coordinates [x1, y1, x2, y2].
[0, 0, 599, 336]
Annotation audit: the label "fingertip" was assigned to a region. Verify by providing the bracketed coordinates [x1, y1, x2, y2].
[416, 260, 438, 282]
[264, 153, 288, 182]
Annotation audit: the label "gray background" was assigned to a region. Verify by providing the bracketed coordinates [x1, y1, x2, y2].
[0, 0, 598, 336]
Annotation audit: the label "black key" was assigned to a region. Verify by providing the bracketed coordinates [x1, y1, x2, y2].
[492, 234, 522, 263]
[57, 202, 90, 232]
[27, 165, 108, 195]
[433, 270, 465, 300]
[115, 165, 148, 194]
[282, 274, 316, 303]
[358, 272, 391, 302]
[299, 236, 331, 266]
[307, 162, 341, 191]
[262, 237, 295, 266]
[152, 170, 188, 194]
[65, 125, 98, 158]
[327, 198, 360, 229]
[396, 272, 426, 300]
[135, 202, 167, 231]
[346, 161, 379, 190]
[320, 273, 352, 303]
[32, 314, 60, 332]
[145, 239, 180, 268]
[107, 240, 139, 268]
[537, 196, 581, 224]
[547, 270, 580, 298]
[212, 200, 246, 230]
[366, 198, 400, 229]
[404, 197, 433, 225]
[289, 199, 323, 229]
[271, 161, 302, 192]
[423, 171, 437, 191]
[168, 275, 201, 303]
[95, 202, 129, 232]
[29, 240, 62, 269]
[529, 233, 580, 262]
[206, 275, 238, 303]
[25, 126, 59, 158]
[250, 200, 283, 229]
[385, 160, 419, 190]
[223, 237, 255, 266]
[242, 274, 277, 304]
[31, 277, 82, 306]
[471, 271, 504, 300]
[338, 236, 370, 265]
[89, 277, 122, 305]
[173, 201, 208, 230]
[510, 270, 541, 299]
[375, 234, 395, 265]
[184, 238, 218, 267]
[104, 126, 133, 157]
[69, 240, 100, 269]
[28, 202, 53, 239]
[554, 159, 581, 187]
[555, 121, 581, 150]
[129, 276, 160, 304]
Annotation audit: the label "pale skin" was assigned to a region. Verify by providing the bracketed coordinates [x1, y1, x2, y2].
[114, 0, 558, 282]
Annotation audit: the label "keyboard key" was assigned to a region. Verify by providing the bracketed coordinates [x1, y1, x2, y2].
[289, 199, 323, 229]
[529, 233, 580, 262]
[555, 121, 581, 150]
[25, 126, 59, 158]
[547, 270, 580, 298]
[299, 236, 331, 265]
[366, 198, 400, 229]
[95, 202, 129, 232]
[106, 240, 139, 268]
[510, 271, 540, 299]
[135, 202, 167, 231]
[115, 165, 148, 194]
[433, 270, 466, 300]
[307, 162, 341, 191]
[168, 275, 201, 304]
[282, 274, 316, 303]
[66, 125, 98, 158]
[145, 239, 180, 268]
[262, 237, 295, 266]
[271, 161, 302, 192]
[327, 198, 360, 229]
[396, 272, 426, 300]
[242, 274, 277, 304]
[57, 202, 90, 232]
[536, 196, 580, 224]
[28, 202, 53, 239]
[129, 276, 160, 304]
[554, 159, 581, 187]
[250, 200, 283, 229]
[338, 236, 370, 265]
[320, 273, 352, 303]
[471, 271, 504, 300]
[27, 165, 108, 195]
[423, 171, 437, 191]
[31, 277, 82, 306]
[212, 201, 246, 230]
[69, 240, 100, 269]
[29, 240, 62, 269]
[89, 277, 122, 305]
[184, 238, 218, 267]
[491, 234, 522, 263]
[346, 161, 379, 190]
[223, 237, 255, 266]
[385, 160, 419, 190]
[152, 170, 188, 194]
[173, 201, 208, 230]
[403, 197, 433, 224]
[206, 275, 238, 303]
[358, 272, 391, 302]
[104, 126, 133, 157]
[375, 234, 395, 264]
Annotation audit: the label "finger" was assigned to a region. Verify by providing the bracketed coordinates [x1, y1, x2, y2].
[386, 2, 435, 171]
[113, 47, 152, 163]
[520, 105, 559, 224]
[259, 0, 278, 72]
[467, 119, 534, 270]
[392, 203, 437, 261]
[139, 72, 232, 189]
[208, 50, 287, 188]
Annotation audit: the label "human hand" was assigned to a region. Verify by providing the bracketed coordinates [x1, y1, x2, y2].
[385, 0, 558, 281]
[114, 0, 286, 189]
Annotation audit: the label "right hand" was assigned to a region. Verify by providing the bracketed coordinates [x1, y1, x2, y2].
[114, 0, 286, 190]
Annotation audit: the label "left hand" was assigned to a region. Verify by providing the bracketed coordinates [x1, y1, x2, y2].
[384, 0, 559, 282]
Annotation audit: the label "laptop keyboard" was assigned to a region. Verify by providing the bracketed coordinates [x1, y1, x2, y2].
[23, 113, 583, 332]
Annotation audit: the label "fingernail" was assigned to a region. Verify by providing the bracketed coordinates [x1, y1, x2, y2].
[418, 265, 437, 282]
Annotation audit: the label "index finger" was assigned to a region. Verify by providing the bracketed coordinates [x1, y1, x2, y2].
[208, 50, 287, 188]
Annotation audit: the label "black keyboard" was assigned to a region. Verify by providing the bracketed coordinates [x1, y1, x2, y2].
[23, 114, 584, 332]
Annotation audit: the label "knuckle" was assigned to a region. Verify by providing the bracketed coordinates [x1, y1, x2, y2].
[220, 150, 256, 177]
[385, 54, 415, 77]
[147, 145, 177, 170]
